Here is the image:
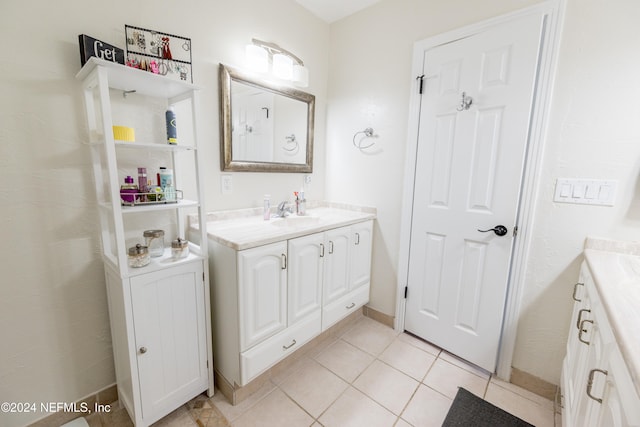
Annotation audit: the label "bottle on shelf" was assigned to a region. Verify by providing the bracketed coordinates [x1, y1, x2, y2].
[164, 179, 176, 202]
[166, 107, 177, 145]
[138, 167, 148, 202]
[120, 176, 138, 204]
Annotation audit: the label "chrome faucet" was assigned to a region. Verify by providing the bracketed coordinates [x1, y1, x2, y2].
[276, 201, 294, 217]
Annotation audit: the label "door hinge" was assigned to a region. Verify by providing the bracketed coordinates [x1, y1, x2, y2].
[416, 75, 425, 94]
[404, 286, 408, 299]
[513, 226, 518, 237]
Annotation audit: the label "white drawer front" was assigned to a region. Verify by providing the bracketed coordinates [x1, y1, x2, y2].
[240, 311, 321, 385]
[322, 285, 369, 331]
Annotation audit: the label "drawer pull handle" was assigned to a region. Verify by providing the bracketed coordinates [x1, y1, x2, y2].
[578, 319, 594, 345]
[355, 233, 360, 245]
[320, 243, 325, 258]
[346, 302, 356, 309]
[281, 254, 287, 270]
[572, 282, 584, 302]
[329, 241, 334, 254]
[282, 339, 297, 350]
[586, 368, 608, 403]
[576, 308, 591, 330]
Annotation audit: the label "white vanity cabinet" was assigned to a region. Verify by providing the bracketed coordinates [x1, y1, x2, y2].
[208, 219, 373, 389]
[561, 260, 640, 427]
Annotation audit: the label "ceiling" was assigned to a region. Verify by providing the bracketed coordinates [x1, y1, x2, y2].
[295, 0, 383, 23]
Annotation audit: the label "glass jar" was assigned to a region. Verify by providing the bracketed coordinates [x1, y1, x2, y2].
[128, 244, 150, 268]
[143, 229, 165, 257]
[171, 238, 189, 260]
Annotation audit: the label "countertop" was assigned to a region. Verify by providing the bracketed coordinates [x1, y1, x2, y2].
[583, 237, 640, 397]
[198, 202, 376, 250]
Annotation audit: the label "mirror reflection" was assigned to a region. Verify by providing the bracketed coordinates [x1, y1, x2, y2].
[219, 64, 315, 172]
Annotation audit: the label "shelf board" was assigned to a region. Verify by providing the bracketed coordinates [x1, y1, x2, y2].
[120, 199, 199, 213]
[76, 57, 201, 98]
[107, 249, 206, 278]
[115, 141, 196, 151]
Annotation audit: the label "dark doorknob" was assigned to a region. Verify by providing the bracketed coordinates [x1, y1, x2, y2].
[477, 225, 508, 236]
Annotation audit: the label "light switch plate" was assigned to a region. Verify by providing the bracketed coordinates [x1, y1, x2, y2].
[554, 178, 617, 206]
[221, 174, 233, 195]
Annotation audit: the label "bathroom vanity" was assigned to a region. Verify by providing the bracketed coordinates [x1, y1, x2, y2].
[202, 203, 375, 398]
[561, 239, 640, 426]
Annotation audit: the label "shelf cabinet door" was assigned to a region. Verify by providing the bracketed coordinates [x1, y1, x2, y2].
[238, 241, 288, 351]
[323, 226, 352, 305]
[288, 233, 323, 326]
[130, 261, 208, 423]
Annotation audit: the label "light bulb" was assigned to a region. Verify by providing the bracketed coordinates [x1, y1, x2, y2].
[293, 64, 309, 87]
[273, 53, 293, 80]
[245, 44, 268, 73]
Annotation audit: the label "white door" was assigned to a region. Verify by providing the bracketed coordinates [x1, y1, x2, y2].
[131, 261, 208, 422]
[405, 13, 544, 371]
[288, 233, 323, 325]
[238, 241, 288, 351]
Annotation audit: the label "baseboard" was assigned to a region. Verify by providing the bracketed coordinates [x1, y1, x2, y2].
[27, 384, 118, 427]
[363, 305, 394, 328]
[510, 367, 558, 401]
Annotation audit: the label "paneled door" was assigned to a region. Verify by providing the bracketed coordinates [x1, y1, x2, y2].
[405, 12, 544, 371]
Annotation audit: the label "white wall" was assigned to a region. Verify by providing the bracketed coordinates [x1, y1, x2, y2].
[326, 0, 640, 386]
[511, 0, 640, 384]
[0, 1, 328, 426]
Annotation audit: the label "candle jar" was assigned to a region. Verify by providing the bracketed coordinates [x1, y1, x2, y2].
[143, 230, 165, 257]
[128, 244, 150, 268]
[171, 238, 189, 260]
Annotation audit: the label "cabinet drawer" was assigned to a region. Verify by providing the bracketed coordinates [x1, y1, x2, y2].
[322, 284, 369, 331]
[240, 311, 321, 385]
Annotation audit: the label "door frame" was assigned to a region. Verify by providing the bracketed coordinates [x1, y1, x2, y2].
[395, 0, 566, 379]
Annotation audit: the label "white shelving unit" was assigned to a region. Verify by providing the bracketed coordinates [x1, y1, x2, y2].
[77, 57, 214, 426]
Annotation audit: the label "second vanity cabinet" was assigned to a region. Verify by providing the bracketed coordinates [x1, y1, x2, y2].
[561, 258, 640, 427]
[209, 219, 373, 388]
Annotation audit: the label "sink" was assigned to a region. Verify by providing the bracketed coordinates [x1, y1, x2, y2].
[270, 215, 321, 228]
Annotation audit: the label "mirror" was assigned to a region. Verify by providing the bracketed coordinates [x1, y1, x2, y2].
[219, 63, 315, 172]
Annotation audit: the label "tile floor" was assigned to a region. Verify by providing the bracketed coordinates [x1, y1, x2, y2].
[93, 316, 562, 427]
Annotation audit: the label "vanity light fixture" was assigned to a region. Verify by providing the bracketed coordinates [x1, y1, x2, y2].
[245, 38, 309, 87]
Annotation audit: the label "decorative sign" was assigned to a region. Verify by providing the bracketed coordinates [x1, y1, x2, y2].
[78, 34, 125, 66]
[124, 25, 193, 83]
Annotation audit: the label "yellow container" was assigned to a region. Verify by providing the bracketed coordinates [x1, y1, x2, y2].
[112, 126, 135, 142]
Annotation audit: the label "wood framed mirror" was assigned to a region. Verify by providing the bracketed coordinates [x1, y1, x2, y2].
[219, 63, 315, 172]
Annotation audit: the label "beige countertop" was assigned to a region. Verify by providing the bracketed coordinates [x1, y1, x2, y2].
[198, 202, 376, 250]
[584, 237, 640, 397]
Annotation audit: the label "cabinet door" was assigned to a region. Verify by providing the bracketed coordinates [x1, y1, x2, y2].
[238, 241, 288, 351]
[323, 226, 352, 305]
[564, 263, 593, 422]
[288, 233, 323, 326]
[597, 347, 640, 427]
[130, 261, 208, 422]
[350, 220, 373, 291]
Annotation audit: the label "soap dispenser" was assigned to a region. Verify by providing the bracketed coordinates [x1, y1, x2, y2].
[263, 195, 271, 220]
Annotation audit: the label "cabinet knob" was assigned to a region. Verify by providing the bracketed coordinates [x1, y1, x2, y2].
[139, 346, 148, 354]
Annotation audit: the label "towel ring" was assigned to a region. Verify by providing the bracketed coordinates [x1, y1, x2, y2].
[283, 134, 299, 152]
[353, 127, 377, 150]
